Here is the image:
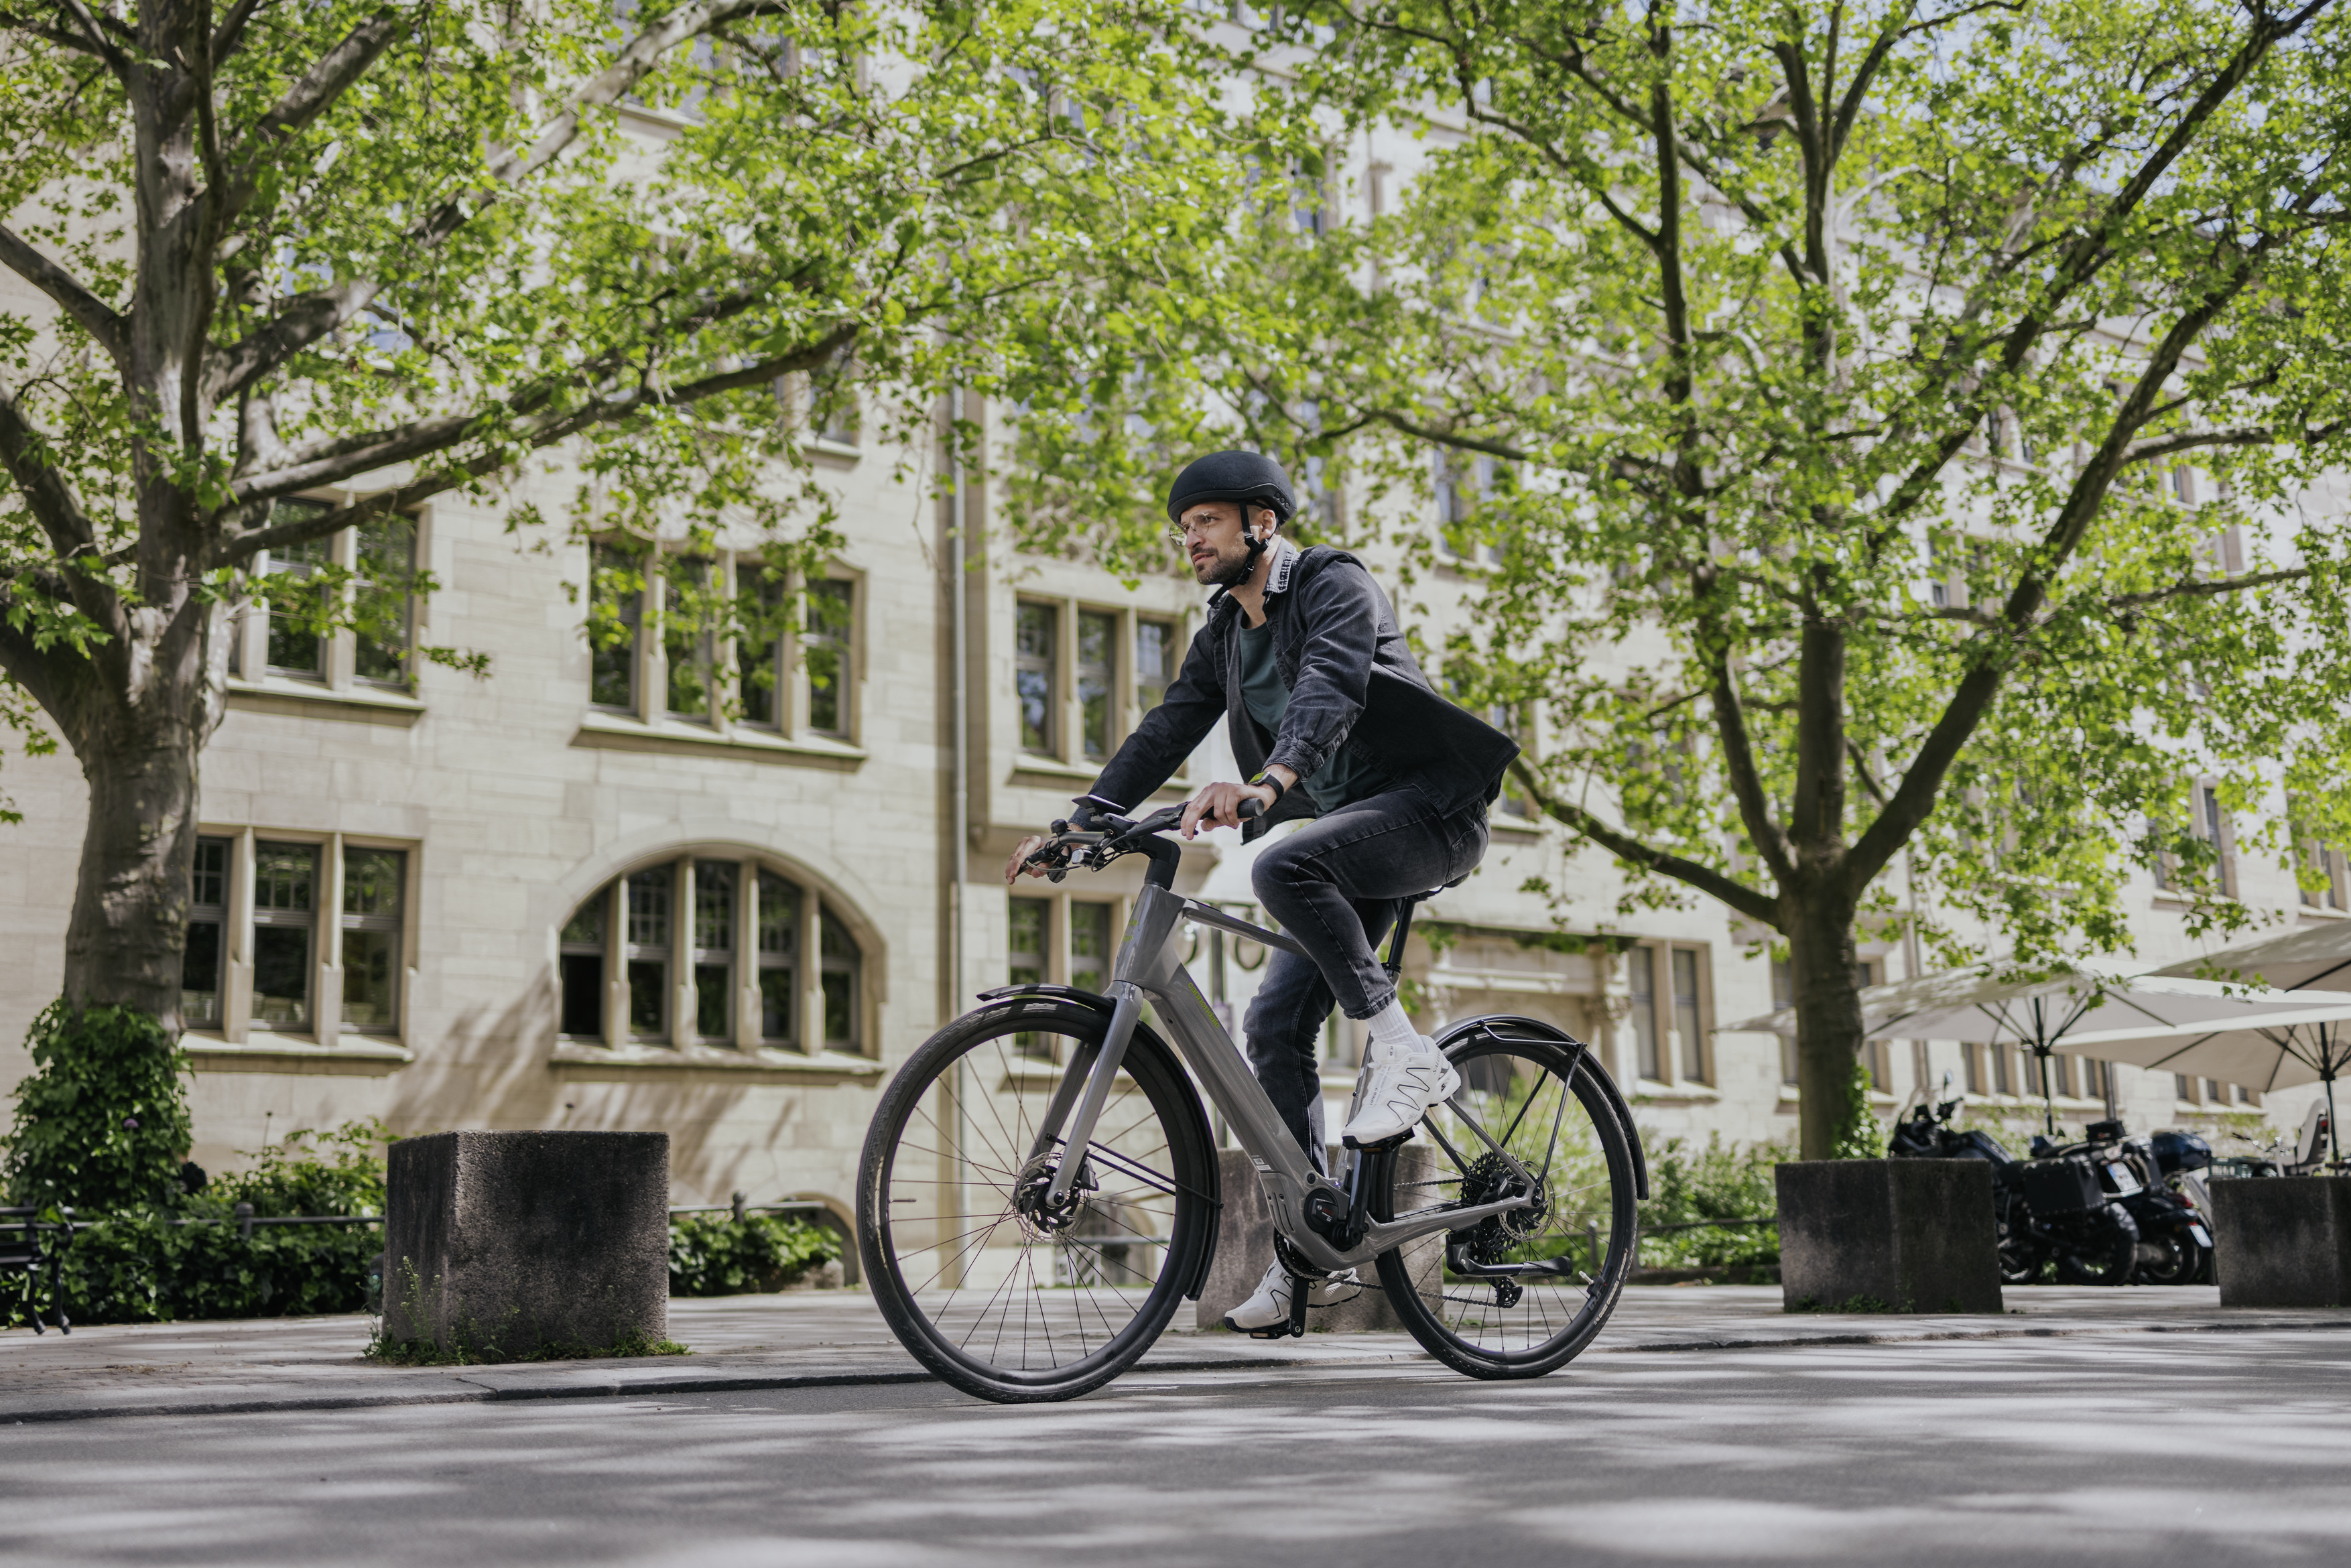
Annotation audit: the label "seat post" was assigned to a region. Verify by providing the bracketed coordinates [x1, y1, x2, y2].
[1383, 897, 1421, 984]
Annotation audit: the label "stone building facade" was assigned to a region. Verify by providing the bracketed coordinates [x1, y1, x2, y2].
[0, 395, 2316, 1229]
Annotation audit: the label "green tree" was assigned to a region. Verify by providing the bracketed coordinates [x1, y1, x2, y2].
[1048, 0, 2351, 1159]
[0, 0, 1226, 1061]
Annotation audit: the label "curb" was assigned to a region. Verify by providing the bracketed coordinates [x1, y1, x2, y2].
[9, 1315, 2351, 1426]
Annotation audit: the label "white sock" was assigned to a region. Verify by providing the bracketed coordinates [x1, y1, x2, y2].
[1365, 999, 1427, 1061]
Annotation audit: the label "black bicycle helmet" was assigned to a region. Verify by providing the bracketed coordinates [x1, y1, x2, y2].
[1165, 450, 1295, 526]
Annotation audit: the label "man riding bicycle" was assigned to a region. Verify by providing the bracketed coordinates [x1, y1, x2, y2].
[1007, 450, 1519, 1332]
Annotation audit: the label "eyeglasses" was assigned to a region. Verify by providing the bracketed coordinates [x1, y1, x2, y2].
[1165, 519, 1225, 547]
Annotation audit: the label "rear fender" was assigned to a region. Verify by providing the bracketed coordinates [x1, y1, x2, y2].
[1433, 1013, 1649, 1201]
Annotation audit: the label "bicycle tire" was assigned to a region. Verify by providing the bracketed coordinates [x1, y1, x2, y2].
[1372, 1022, 1640, 1380]
[856, 996, 1218, 1403]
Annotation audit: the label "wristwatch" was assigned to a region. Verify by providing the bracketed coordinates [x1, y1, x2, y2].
[1249, 769, 1288, 805]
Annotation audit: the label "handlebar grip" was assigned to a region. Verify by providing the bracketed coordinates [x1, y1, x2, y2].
[1238, 797, 1265, 821]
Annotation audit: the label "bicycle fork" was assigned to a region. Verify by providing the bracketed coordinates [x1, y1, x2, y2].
[1042, 982, 1145, 1205]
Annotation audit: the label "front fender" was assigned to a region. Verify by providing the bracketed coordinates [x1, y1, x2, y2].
[968, 981, 1224, 1301]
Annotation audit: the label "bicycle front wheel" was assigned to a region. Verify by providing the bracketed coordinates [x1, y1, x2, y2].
[855, 996, 1217, 1403]
[1374, 1021, 1641, 1379]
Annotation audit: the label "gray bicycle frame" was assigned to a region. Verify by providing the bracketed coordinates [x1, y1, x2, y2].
[1037, 878, 1532, 1277]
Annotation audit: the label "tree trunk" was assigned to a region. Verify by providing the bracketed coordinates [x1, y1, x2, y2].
[1787, 890, 1866, 1161]
[60, 676, 207, 1028]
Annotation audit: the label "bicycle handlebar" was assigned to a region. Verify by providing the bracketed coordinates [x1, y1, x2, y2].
[1021, 796, 1263, 885]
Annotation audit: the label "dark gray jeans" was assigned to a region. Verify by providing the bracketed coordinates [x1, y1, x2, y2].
[1243, 780, 1488, 1169]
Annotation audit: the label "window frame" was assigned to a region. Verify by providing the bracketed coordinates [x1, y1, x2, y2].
[1002, 890, 1127, 1065]
[1627, 941, 1712, 1088]
[231, 497, 427, 697]
[1008, 595, 1192, 786]
[554, 853, 875, 1058]
[176, 828, 422, 1051]
[588, 546, 864, 748]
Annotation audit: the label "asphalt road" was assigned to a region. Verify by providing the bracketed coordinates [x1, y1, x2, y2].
[7, 1329, 2350, 1567]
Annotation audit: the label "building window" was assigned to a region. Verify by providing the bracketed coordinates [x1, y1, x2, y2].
[237, 498, 419, 689]
[665, 558, 717, 721]
[340, 847, 405, 1032]
[1077, 610, 1117, 761]
[1016, 601, 1058, 755]
[1629, 943, 1708, 1085]
[625, 867, 672, 1041]
[353, 516, 416, 686]
[559, 857, 865, 1055]
[263, 532, 332, 677]
[2299, 824, 2347, 911]
[757, 872, 800, 1044]
[174, 832, 418, 1044]
[1136, 617, 1178, 719]
[251, 841, 318, 1028]
[1009, 897, 1050, 1060]
[2176, 1073, 2198, 1104]
[589, 544, 645, 712]
[1992, 1045, 2014, 1097]
[183, 837, 230, 1028]
[1629, 946, 1661, 1082]
[1070, 901, 1114, 992]
[805, 578, 853, 736]
[1671, 948, 1706, 1083]
[2200, 783, 2236, 900]
[560, 897, 606, 1039]
[692, 860, 735, 1039]
[820, 910, 860, 1049]
[1964, 1043, 1986, 1096]
[595, 551, 859, 741]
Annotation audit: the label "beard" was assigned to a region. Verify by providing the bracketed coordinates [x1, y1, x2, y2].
[1197, 537, 1261, 588]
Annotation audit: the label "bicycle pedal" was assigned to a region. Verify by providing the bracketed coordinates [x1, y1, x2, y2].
[1342, 1129, 1416, 1153]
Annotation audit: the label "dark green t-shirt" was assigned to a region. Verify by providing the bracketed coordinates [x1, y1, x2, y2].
[1235, 619, 1391, 813]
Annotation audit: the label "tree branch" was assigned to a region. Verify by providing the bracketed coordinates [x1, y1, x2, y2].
[0, 225, 127, 366]
[1515, 757, 1781, 927]
[2107, 565, 2308, 610]
[217, 10, 407, 227]
[210, 322, 861, 567]
[0, 381, 126, 651]
[204, 0, 791, 405]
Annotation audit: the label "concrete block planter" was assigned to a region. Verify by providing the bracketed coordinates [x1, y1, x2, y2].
[1195, 1147, 1444, 1331]
[385, 1130, 671, 1358]
[1775, 1159, 2002, 1315]
[2211, 1176, 2351, 1307]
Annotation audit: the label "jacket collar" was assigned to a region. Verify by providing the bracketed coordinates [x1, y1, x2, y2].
[1207, 537, 1299, 622]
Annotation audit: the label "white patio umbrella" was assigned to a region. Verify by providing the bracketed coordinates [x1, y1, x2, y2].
[2152, 921, 2351, 994]
[1720, 962, 2338, 1135]
[2055, 1000, 2351, 1170]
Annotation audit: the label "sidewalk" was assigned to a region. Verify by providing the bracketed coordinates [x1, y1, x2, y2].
[4, 1284, 2346, 1425]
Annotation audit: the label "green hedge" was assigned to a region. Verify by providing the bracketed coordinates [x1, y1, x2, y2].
[668, 1212, 841, 1296]
[3, 1002, 192, 1213]
[5, 1207, 846, 1328]
[1, 1111, 844, 1325]
[1638, 1132, 1792, 1269]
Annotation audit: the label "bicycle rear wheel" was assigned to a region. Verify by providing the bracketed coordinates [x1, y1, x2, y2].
[1373, 1021, 1640, 1379]
[856, 996, 1217, 1403]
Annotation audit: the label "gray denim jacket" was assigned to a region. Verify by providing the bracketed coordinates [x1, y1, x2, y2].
[1088, 542, 1520, 838]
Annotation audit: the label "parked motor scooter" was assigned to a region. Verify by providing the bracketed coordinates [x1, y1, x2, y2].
[2029, 1119, 2213, 1286]
[1887, 1078, 2141, 1285]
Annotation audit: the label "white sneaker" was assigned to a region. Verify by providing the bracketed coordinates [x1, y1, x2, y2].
[1222, 1262, 1360, 1333]
[1342, 1040, 1461, 1144]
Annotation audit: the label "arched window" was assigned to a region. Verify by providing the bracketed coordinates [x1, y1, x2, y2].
[558, 854, 865, 1053]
